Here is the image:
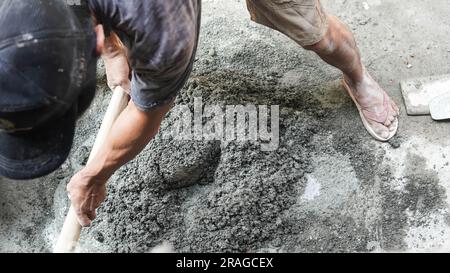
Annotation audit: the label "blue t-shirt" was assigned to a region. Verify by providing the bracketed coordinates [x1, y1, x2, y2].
[88, 0, 201, 110]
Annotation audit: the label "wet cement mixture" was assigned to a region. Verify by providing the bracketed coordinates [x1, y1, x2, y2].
[1, 0, 450, 253]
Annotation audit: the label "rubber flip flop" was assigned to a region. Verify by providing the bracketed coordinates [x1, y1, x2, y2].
[430, 92, 450, 121]
[342, 79, 399, 142]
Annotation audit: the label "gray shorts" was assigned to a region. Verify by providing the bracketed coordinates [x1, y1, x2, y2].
[246, 0, 328, 46]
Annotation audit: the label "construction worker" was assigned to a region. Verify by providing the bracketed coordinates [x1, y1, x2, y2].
[0, 0, 201, 227]
[65, 0, 201, 227]
[0, 0, 399, 227]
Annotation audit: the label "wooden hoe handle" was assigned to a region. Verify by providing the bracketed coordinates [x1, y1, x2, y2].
[54, 87, 129, 253]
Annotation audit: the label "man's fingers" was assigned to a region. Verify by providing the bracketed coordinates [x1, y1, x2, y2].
[87, 210, 97, 222]
[76, 210, 93, 227]
[76, 197, 97, 227]
[74, 205, 96, 227]
[108, 80, 131, 94]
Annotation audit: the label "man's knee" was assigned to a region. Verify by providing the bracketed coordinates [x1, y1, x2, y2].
[303, 27, 334, 54]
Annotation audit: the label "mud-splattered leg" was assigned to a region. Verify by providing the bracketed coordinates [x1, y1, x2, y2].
[304, 15, 400, 140]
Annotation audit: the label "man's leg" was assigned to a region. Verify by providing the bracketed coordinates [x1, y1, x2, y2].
[246, 0, 399, 140]
[303, 15, 399, 139]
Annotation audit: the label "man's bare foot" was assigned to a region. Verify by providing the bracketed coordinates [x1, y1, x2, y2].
[343, 68, 400, 140]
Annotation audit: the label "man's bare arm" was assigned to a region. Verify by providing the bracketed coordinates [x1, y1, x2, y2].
[67, 100, 172, 226]
[102, 31, 132, 93]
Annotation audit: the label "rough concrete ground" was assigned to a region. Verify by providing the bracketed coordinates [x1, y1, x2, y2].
[1, 0, 450, 253]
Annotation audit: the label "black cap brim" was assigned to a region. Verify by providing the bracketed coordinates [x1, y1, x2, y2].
[0, 107, 76, 180]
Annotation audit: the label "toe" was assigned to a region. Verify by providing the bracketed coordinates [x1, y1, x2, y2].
[380, 129, 390, 140]
[391, 101, 400, 116]
[384, 113, 396, 127]
[370, 121, 390, 140]
[389, 118, 398, 132]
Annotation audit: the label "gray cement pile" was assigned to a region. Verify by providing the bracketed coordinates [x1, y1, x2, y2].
[1, 0, 450, 253]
